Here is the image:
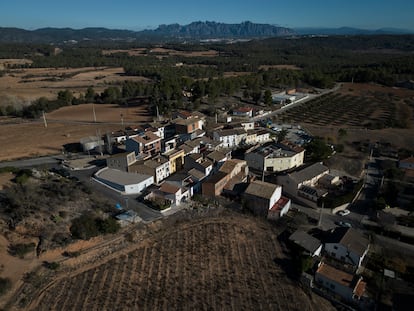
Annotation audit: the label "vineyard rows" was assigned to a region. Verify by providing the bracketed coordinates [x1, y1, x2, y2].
[31, 216, 333, 311]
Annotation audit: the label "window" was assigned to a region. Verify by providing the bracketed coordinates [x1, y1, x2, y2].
[333, 246, 338, 250]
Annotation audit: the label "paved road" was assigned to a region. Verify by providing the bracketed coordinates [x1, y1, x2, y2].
[0, 155, 63, 168]
[70, 167, 162, 222]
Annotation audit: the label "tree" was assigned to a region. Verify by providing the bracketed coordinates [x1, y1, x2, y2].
[85, 86, 96, 102]
[264, 89, 272, 106]
[277, 129, 288, 142]
[57, 90, 73, 105]
[306, 138, 333, 161]
[101, 87, 121, 104]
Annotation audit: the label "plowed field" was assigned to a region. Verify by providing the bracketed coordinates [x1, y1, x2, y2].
[26, 214, 333, 311]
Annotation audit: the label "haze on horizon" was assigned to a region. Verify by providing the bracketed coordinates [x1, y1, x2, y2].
[0, 0, 413, 32]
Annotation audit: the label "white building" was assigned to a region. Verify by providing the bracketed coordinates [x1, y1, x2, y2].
[213, 128, 247, 149]
[324, 227, 370, 268]
[128, 155, 170, 184]
[315, 262, 366, 302]
[94, 167, 154, 194]
[245, 142, 304, 172]
[277, 162, 329, 197]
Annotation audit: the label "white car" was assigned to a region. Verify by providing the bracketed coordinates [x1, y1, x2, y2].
[337, 209, 350, 216]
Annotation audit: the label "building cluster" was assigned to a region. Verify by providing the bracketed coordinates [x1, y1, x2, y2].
[83, 108, 372, 306]
[88, 109, 343, 214]
[289, 227, 370, 305]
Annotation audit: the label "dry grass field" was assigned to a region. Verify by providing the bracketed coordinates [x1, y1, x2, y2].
[0, 66, 149, 104]
[0, 104, 152, 161]
[13, 212, 334, 311]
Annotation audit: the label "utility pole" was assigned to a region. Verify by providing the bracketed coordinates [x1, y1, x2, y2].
[318, 201, 324, 227]
[42, 111, 48, 128]
[92, 103, 97, 122]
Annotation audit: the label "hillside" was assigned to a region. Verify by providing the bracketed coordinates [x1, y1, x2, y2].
[3, 210, 335, 310]
[0, 21, 294, 43]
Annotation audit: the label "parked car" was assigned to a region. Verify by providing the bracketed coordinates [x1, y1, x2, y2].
[337, 209, 350, 216]
[335, 221, 352, 228]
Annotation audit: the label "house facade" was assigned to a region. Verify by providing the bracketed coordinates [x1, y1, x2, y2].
[128, 155, 170, 184]
[202, 172, 229, 197]
[213, 128, 247, 149]
[232, 107, 253, 118]
[315, 262, 366, 302]
[324, 227, 370, 268]
[245, 142, 304, 172]
[399, 157, 414, 170]
[243, 180, 283, 217]
[164, 148, 185, 174]
[277, 162, 329, 197]
[126, 131, 162, 158]
[107, 151, 136, 172]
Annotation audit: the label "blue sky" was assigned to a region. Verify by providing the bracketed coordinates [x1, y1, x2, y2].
[0, 0, 413, 31]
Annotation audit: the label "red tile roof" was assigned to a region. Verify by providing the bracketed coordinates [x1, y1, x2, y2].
[269, 196, 290, 212]
[159, 182, 180, 194]
[235, 107, 253, 112]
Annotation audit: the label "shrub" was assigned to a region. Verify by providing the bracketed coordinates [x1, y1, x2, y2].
[70, 214, 100, 240]
[0, 277, 12, 296]
[44, 261, 60, 270]
[70, 213, 120, 240]
[8, 242, 36, 258]
[96, 217, 120, 234]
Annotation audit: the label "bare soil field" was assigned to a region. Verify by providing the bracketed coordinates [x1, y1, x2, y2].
[0, 66, 149, 103]
[8, 212, 334, 311]
[0, 103, 152, 161]
[45, 103, 152, 123]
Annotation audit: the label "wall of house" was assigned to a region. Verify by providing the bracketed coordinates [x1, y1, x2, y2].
[245, 152, 265, 171]
[202, 176, 228, 197]
[155, 162, 170, 184]
[277, 175, 299, 196]
[279, 199, 291, 217]
[125, 139, 141, 156]
[315, 273, 353, 302]
[106, 155, 128, 172]
[325, 243, 365, 267]
[400, 161, 414, 170]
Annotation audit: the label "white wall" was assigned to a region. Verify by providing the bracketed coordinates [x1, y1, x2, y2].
[124, 175, 154, 194]
[325, 242, 366, 267]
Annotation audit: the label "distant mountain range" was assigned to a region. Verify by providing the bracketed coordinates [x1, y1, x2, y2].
[0, 22, 412, 44]
[294, 26, 414, 36]
[0, 21, 294, 43]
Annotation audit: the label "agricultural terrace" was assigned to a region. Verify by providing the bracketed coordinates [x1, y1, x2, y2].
[277, 86, 414, 130]
[23, 213, 333, 311]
